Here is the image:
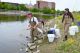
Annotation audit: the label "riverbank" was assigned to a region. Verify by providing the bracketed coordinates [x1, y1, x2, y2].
[0, 11, 27, 15]
[0, 11, 54, 16]
[38, 15, 80, 53]
[38, 17, 62, 53]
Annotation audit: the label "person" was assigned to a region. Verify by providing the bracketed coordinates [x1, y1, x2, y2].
[37, 18, 45, 31]
[27, 13, 43, 43]
[62, 8, 74, 41]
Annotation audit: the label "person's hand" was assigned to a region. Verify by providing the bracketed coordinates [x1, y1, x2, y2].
[33, 26, 36, 29]
[26, 25, 31, 30]
[30, 26, 33, 29]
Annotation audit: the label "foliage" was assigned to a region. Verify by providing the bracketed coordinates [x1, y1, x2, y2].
[73, 13, 80, 21]
[0, 14, 25, 22]
[56, 10, 64, 15]
[42, 7, 55, 14]
[0, 2, 29, 11]
[30, 8, 40, 12]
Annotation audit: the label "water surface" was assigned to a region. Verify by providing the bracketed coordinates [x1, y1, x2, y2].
[0, 21, 31, 53]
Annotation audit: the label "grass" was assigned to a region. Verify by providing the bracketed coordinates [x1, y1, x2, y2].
[39, 13, 80, 53]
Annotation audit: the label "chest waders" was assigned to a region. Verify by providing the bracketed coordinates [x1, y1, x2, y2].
[63, 15, 72, 41]
[29, 18, 36, 43]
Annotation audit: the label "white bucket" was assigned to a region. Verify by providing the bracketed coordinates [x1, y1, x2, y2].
[69, 30, 75, 35]
[47, 34, 55, 42]
[73, 26, 79, 33]
[69, 26, 76, 36]
[55, 29, 61, 38]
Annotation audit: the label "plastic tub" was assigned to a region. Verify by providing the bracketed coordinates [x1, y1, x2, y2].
[73, 26, 79, 33]
[55, 29, 61, 38]
[47, 30, 55, 34]
[69, 26, 79, 33]
[47, 34, 55, 42]
[69, 26, 76, 35]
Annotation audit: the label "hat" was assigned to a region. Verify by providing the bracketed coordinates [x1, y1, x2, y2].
[27, 13, 32, 15]
[65, 8, 69, 11]
[26, 13, 32, 17]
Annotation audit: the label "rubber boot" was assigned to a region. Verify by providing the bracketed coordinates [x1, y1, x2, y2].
[63, 35, 67, 41]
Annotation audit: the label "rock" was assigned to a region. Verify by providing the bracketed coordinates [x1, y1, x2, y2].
[33, 50, 40, 53]
[26, 36, 29, 38]
[29, 45, 37, 50]
[34, 37, 37, 41]
[20, 48, 23, 51]
[26, 48, 29, 52]
[27, 43, 35, 47]
[37, 40, 43, 44]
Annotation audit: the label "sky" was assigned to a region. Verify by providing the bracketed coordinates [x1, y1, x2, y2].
[1, 0, 80, 11]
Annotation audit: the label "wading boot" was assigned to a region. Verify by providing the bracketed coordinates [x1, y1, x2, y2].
[63, 35, 67, 41]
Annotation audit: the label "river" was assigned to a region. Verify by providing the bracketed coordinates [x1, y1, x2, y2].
[0, 20, 31, 53]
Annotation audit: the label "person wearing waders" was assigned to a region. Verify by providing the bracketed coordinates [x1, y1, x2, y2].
[62, 8, 74, 41]
[27, 13, 39, 43]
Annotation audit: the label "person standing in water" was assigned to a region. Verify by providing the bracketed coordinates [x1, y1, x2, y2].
[27, 13, 43, 43]
[62, 8, 74, 41]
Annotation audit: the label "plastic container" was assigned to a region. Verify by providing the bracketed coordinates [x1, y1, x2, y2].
[48, 30, 55, 34]
[69, 30, 75, 35]
[73, 26, 79, 33]
[69, 26, 79, 33]
[55, 29, 61, 38]
[69, 26, 76, 35]
[47, 34, 55, 42]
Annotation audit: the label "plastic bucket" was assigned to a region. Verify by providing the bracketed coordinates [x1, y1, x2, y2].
[69, 30, 75, 35]
[55, 29, 61, 38]
[73, 26, 79, 33]
[47, 34, 55, 42]
[48, 30, 55, 34]
[69, 26, 76, 35]
[69, 26, 79, 33]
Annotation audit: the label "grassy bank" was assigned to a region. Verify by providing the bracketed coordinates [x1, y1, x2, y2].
[39, 13, 80, 53]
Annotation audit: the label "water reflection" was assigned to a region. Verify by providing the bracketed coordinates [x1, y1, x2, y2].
[0, 14, 26, 22]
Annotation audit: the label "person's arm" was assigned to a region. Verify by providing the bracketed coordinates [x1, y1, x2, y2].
[70, 12, 74, 22]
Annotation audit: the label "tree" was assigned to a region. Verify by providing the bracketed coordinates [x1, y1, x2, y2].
[0, 2, 29, 11]
[56, 10, 64, 15]
[56, 10, 61, 14]
[0, 2, 6, 9]
[51, 8, 55, 14]
[30, 8, 40, 12]
[42, 7, 51, 14]
[5, 3, 13, 10]
[42, 7, 55, 14]
[16, 4, 29, 11]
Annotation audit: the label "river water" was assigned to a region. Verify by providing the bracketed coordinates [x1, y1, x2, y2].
[0, 20, 31, 53]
